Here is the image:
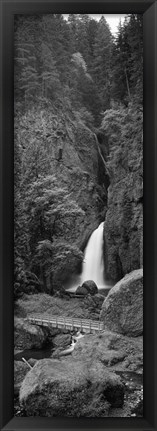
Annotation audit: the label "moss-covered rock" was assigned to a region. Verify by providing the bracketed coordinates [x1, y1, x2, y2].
[75, 285, 88, 295]
[73, 330, 143, 373]
[20, 358, 124, 416]
[100, 269, 143, 336]
[15, 293, 103, 321]
[52, 333, 72, 349]
[82, 280, 98, 295]
[14, 318, 47, 350]
[94, 293, 106, 306]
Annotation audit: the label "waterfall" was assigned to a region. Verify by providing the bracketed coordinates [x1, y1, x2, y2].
[65, 222, 112, 292]
[81, 222, 106, 288]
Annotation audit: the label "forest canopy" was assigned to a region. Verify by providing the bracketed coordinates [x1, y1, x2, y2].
[14, 14, 143, 297]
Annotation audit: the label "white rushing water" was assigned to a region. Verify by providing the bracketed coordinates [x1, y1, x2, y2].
[66, 222, 113, 292]
[81, 222, 106, 289]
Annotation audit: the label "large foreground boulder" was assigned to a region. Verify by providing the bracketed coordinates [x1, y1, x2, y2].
[100, 269, 143, 337]
[20, 358, 124, 416]
[14, 318, 47, 349]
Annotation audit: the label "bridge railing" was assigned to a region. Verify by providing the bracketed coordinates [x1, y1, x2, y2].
[27, 314, 104, 332]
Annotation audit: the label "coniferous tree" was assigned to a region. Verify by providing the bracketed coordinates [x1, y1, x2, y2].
[111, 14, 143, 105]
[40, 42, 61, 98]
[92, 17, 113, 111]
[86, 18, 99, 69]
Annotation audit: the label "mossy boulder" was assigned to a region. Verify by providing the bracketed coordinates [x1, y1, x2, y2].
[20, 358, 124, 416]
[75, 285, 88, 296]
[82, 280, 98, 295]
[100, 269, 143, 337]
[73, 331, 143, 373]
[14, 318, 47, 350]
[93, 293, 105, 307]
[52, 333, 72, 349]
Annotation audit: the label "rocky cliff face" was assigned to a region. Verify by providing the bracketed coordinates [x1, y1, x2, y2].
[48, 115, 107, 248]
[16, 103, 108, 290]
[104, 180, 143, 281]
[101, 106, 143, 282]
[49, 117, 109, 285]
[16, 102, 143, 291]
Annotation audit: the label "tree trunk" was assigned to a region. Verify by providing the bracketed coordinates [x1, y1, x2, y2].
[124, 68, 131, 100]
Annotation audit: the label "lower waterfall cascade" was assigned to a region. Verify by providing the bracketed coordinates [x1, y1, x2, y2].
[66, 222, 113, 292]
[81, 222, 106, 288]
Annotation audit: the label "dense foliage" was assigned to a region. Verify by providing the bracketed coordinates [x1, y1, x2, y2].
[14, 13, 143, 297]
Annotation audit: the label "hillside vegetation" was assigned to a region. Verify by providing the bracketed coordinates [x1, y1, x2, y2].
[14, 14, 143, 297]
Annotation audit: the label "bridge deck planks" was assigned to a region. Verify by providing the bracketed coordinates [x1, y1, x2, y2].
[27, 315, 104, 333]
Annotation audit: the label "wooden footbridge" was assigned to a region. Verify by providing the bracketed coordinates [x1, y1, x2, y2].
[27, 314, 104, 334]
